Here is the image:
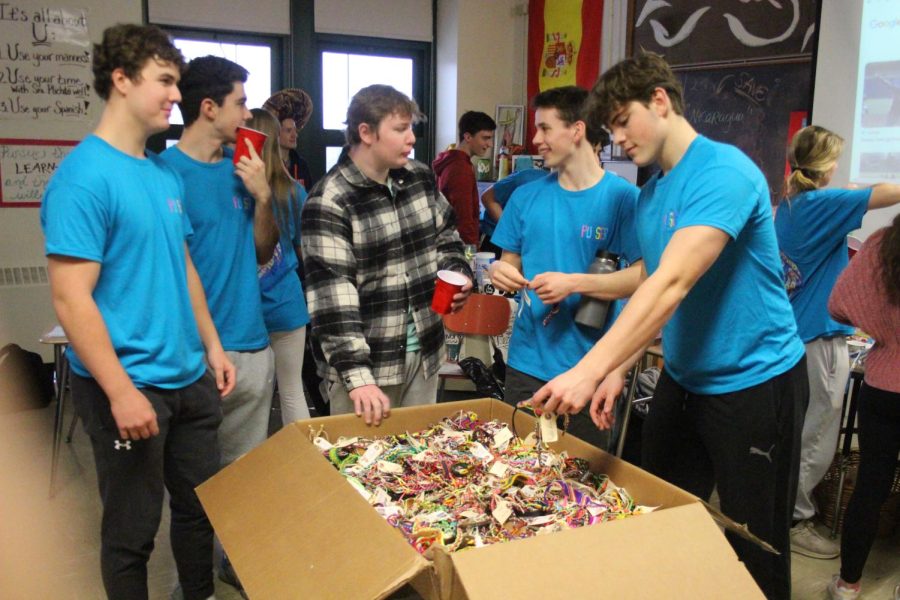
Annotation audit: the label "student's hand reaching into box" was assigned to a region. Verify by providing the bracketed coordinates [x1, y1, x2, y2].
[349, 384, 392, 426]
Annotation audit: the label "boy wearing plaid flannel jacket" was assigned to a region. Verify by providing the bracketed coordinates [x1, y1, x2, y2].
[301, 85, 473, 426]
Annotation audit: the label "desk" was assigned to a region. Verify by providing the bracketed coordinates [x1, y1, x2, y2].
[39, 325, 72, 498]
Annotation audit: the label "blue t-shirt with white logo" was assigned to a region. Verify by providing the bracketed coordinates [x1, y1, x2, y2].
[492, 171, 641, 382]
[41, 135, 206, 388]
[259, 182, 310, 332]
[161, 146, 268, 351]
[637, 136, 804, 394]
[775, 187, 869, 343]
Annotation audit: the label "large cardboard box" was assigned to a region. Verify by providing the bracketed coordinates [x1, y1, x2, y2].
[198, 398, 765, 599]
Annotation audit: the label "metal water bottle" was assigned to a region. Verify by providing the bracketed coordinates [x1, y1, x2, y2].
[574, 250, 619, 330]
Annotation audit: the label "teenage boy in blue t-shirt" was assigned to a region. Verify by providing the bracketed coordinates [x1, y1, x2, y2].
[41, 24, 235, 600]
[161, 55, 278, 593]
[489, 86, 641, 446]
[162, 56, 277, 473]
[531, 54, 808, 600]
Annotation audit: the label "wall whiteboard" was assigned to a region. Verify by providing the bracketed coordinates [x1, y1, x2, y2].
[0, 4, 93, 122]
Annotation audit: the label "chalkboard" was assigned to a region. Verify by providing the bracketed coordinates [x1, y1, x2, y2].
[675, 61, 812, 201]
[0, 138, 77, 207]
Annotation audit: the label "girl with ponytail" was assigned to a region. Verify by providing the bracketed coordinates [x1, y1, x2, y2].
[248, 108, 311, 424]
[775, 125, 900, 561]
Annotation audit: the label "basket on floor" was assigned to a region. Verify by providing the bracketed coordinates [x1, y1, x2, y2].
[813, 450, 900, 538]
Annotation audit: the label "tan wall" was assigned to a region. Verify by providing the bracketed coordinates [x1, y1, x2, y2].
[435, 0, 528, 151]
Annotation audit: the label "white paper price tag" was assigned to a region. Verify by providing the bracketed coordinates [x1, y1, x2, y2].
[312, 437, 333, 452]
[371, 487, 392, 505]
[492, 499, 513, 525]
[357, 441, 384, 468]
[493, 426, 514, 449]
[334, 436, 359, 448]
[540, 412, 559, 443]
[376, 460, 403, 474]
[488, 461, 509, 477]
[469, 442, 493, 461]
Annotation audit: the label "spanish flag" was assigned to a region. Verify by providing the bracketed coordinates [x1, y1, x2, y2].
[526, 0, 603, 152]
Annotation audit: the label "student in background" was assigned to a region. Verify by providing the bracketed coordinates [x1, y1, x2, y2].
[531, 53, 808, 600]
[41, 24, 234, 599]
[433, 111, 497, 245]
[825, 215, 900, 600]
[775, 125, 900, 560]
[263, 88, 315, 191]
[247, 108, 311, 425]
[264, 88, 329, 417]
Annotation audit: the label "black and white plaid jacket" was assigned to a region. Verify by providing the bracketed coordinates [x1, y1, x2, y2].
[301, 152, 472, 391]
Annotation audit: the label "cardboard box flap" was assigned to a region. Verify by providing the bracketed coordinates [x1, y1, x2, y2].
[197, 424, 429, 600]
[450, 502, 764, 599]
[698, 498, 780, 555]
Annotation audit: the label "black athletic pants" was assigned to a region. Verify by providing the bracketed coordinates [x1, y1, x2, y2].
[72, 372, 222, 600]
[641, 358, 808, 600]
[840, 383, 900, 583]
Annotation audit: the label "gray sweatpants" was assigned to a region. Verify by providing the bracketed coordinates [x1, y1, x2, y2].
[219, 347, 275, 467]
[794, 336, 849, 521]
[324, 351, 437, 416]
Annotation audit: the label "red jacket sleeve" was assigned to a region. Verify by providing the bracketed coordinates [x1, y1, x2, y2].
[437, 160, 480, 245]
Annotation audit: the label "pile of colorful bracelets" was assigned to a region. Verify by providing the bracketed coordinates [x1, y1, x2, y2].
[314, 410, 651, 554]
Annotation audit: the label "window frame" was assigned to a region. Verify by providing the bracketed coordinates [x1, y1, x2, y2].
[311, 33, 434, 172]
[147, 26, 288, 153]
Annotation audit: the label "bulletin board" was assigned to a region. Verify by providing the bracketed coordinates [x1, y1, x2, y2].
[0, 5, 93, 122]
[0, 139, 77, 207]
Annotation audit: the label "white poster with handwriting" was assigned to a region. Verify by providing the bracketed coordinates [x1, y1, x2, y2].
[0, 139, 76, 206]
[0, 4, 91, 121]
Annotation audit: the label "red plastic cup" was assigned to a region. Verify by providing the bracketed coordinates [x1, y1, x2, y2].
[233, 126, 267, 165]
[431, 270, 468, 315]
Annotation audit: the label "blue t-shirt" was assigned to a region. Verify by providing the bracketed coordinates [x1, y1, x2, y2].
[637, 136, 805, 394]
[775, 188, 870, 343]
[492, 171, 641, 382]
[259, 182, 310, 332]
[161, 146, 268, 351]
[481, 168, 549, 237]
[41, 135, 206, 388]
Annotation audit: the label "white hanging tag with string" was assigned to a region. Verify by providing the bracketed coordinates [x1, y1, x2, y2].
[540, 412, 559, 444]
